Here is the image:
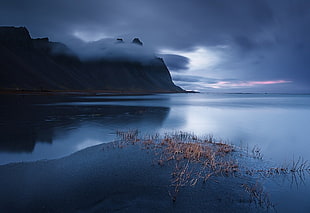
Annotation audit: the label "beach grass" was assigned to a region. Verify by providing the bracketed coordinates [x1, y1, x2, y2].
[114, 130, 310, 210]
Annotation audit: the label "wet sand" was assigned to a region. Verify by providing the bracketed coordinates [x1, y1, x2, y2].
[0, 141, 256, 213]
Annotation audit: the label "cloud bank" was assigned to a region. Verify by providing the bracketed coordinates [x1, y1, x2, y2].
[65, 37, 156, 63]
[1, 0, 310, 92]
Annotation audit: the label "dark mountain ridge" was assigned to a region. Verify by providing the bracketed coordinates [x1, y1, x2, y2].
[0, 27, 184, 93]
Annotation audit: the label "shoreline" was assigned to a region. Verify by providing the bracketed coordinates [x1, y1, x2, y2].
[1, 134, 310, 212]
[0, 89, 198, 96]
[0, 139, 255, 212]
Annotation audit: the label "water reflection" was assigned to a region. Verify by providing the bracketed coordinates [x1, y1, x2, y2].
[1, 93, 310, 165]
[0, 94, 170, 164]
[1, 93, 310, 212]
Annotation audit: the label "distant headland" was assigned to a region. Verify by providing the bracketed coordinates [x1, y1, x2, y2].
[0, 26, 185, 94]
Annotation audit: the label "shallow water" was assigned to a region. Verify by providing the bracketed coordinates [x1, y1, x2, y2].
[1, 93, 310, 212]
[1, 93, 310, 165]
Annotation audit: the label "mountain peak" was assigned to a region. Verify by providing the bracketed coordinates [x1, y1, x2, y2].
[132, 38, 143, 46]
[0, 26, 184, 93]
[0, 26, 32, 48]
[116, 38, 124, 43]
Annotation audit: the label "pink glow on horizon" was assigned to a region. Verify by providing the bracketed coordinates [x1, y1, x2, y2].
[209, 80, 292, 89]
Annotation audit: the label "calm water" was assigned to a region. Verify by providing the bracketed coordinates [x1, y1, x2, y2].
[1, 93, 310, 212]
[1, 93, 310, 165]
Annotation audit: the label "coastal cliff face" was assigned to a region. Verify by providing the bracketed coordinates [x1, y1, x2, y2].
[0, 27, 184, 92]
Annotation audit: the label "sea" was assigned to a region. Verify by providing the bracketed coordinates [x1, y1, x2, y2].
[1, 92, 310, 165]
[1, 92, 310, 212]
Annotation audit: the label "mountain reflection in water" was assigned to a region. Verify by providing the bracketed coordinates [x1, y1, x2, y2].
[1, 93, 310, 165]
[0, 94, 170, 164]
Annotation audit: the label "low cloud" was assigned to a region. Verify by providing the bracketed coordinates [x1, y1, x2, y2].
[172, 73, 292, 92]
[172, 74, 221, 84]
[65, 37, 156, 63]
[208, 80, 292, 89]
[1, 0, 310, 92]
[159, 54, 190, 71]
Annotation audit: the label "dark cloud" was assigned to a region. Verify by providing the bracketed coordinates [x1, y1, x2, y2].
[172, 74, 224, 84]
[65, 38, 156, 63]
[159, 54, 190, 71]
[172, 75, 203, 83]
[1, 0, 310, 92]
[0, 0, 275, 47]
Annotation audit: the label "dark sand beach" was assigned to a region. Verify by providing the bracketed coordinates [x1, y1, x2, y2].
[1, 93, 310, 212]
[2, 1, 310, 211]
[0, 139, 262, 213]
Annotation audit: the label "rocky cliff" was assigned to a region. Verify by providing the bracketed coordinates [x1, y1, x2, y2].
[0, 27, 184, 93]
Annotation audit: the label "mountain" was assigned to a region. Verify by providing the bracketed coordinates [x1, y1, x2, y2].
[0, 27, 184, 93]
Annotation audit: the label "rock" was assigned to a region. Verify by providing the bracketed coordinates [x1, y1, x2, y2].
[0, 26, 32, 48]
[116, 38, 124, 43]
[0, 26, 184, 93]
[132, 38, 143, 46]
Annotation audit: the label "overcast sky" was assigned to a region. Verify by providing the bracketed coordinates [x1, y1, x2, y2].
[1, 0, 310, 92]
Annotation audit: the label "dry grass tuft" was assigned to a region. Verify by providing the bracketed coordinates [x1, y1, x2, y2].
[115, 131, 238, 201]
[113, 130, 309, 210]
[116, 129, 139, 143]
[242, 182, 274, 210]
